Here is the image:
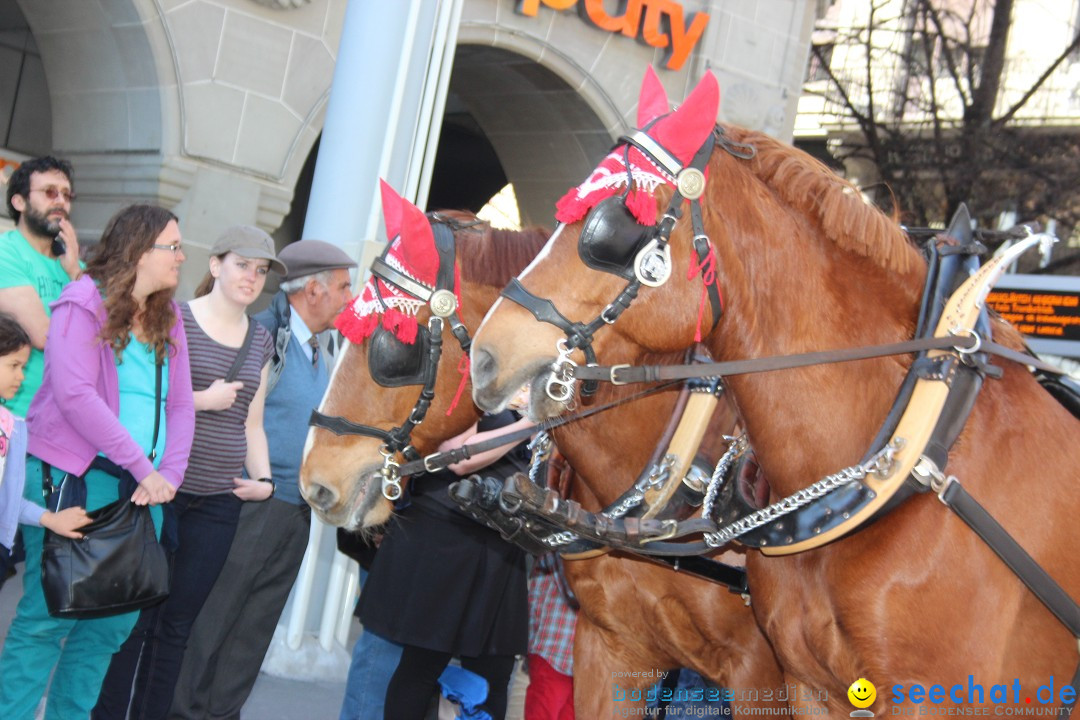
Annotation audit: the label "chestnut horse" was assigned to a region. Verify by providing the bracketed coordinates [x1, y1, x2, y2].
[300, 185, 787, 716]
[470, 69, 1080, 713]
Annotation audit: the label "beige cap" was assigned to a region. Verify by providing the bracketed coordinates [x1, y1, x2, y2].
[210, 225, 287, 275]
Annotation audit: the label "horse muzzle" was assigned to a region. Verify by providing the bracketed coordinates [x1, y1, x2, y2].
[471, 346, 565, 418]
[302, 465, 391, 529]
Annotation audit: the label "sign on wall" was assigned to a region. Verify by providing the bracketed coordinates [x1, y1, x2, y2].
[515, 0, 709, 71]
[986, 274, 1080, 358]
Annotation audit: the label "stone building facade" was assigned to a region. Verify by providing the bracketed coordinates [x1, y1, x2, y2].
[0, 0, 815, 294]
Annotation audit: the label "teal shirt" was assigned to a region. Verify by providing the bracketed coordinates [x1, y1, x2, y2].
[0, 228, 76, 416]
[114, 339, 168, 466]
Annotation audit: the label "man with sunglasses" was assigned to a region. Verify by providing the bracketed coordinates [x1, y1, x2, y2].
[0, 155, 82, 589]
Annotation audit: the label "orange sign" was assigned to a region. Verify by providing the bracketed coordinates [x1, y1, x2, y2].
[516, 0, 709, 71]
[986, 288, 1080, 341]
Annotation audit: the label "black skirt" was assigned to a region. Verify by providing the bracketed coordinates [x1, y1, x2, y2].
[357, 498, 528, 658]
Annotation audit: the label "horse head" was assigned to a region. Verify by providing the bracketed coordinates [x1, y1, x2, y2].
[300, 181, 548, 528]
[472, 67, 927, 471]
[471, 67, 731, 418]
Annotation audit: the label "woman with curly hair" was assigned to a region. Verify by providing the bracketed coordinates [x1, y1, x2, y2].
[0, 204, 195, 719]
[94, 226, 281, 720]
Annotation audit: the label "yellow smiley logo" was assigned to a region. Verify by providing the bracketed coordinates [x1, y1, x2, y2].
[848, 678, 876, 709]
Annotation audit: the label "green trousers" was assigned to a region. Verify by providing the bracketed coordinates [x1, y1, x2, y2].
[0, 458, 161, 720]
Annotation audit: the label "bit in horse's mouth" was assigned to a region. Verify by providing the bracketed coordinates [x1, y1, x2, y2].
[526, 369, 573, 421]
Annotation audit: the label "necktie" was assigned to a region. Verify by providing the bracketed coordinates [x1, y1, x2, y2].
[308, 336, 319, 367]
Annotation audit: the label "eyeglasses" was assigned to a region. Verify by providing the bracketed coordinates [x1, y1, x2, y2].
[30, 187, 76, 203]
[153, 243, 184, 254]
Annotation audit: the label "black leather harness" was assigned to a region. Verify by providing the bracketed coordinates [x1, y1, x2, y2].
[308, 217, 474, 498]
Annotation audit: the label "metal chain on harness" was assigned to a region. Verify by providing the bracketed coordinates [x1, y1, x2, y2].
[702, 434, 749, 519]
[523, 432, 581, 549]
[704, 440, 902, 547]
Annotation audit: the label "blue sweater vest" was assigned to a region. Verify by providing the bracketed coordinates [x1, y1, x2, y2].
[263, 335, 328, 505]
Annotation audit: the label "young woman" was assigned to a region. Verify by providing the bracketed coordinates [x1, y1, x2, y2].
[94, 226, 282, 720]
[0, 204, 195, 719]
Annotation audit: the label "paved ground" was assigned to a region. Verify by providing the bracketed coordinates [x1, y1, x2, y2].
[0, 568, 529, 720]
[0, 568, 349, 720]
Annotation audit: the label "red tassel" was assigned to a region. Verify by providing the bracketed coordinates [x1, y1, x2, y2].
[336, 311, 379, 345]
[693, 287, 706, 343]
[445, 354, 470, 417]
[687, 244, 720, 341]
[382, 310, 419, 344]
[555, 188, 593, 224]
[625, 187, 658, 225]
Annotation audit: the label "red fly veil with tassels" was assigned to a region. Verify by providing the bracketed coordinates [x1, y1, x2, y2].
[555, 66, 724, 340]
[336, 180, 461, 345]
[335, 180, 470, 414]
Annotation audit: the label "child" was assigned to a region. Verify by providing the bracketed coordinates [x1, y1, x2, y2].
[0, 311, 90, 559]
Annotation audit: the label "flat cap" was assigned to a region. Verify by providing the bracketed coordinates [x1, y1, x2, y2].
[210, 225, 287, 275]
[279, 239, 358, 281]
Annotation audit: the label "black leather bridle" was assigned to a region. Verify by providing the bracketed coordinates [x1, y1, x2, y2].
[500, 123, 745, 402]
[308, 215, 477, 500]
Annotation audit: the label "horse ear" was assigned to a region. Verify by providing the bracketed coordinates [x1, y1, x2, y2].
[637, 66, 670, 127]
[379, 179, 404, 241]
[378, 179, 439, 283]
[650, 71, 720, 166]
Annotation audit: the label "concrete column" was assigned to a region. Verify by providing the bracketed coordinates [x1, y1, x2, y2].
[301, 0, 450, 267]
[264, 0, 460, 682]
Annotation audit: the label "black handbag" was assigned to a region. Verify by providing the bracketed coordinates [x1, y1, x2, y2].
[41, 494, 169, 618]
[40, 361, 170, 619]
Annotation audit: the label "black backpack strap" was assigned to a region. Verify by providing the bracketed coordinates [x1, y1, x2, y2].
[148, 359, 163, 462]
[224, 318, 257, 383]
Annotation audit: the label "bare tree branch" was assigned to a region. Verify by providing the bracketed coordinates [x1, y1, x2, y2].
[995, 28, 1080, 127]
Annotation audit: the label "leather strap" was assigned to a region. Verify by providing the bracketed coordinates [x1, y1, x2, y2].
[576, 335, 979, 384]
[940, 478, 1080, 719]
[396, 381, 679, 476]
[223, 319, 257, 384]
[149, 360, 162, 462]
[940, 480, 1080, 636]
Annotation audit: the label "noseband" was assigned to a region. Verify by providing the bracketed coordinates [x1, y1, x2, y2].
[309, 215, 478, 500]
[501, 124, 749, 402]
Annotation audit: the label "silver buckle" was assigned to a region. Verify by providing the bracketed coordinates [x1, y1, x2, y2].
[609, 364, 631, 385]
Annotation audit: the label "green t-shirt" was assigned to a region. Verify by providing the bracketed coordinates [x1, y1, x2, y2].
[0, 228, 75, 417]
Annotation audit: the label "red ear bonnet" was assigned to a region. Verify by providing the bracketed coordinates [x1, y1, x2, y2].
[636, 65, 670, 128]
[555, 68, 720, 225]
[336, 180, 446, 344]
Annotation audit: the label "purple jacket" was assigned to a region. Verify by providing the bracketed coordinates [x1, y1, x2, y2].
[26, 276, 194, 489]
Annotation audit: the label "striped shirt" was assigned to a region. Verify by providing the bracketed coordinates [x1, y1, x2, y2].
[181, 303, 273, 495]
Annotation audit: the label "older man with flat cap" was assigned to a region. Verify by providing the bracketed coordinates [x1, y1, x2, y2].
[170, 240, 356, 720]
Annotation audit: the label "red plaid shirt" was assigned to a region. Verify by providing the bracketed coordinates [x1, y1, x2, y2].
[528, 556, 577, 676]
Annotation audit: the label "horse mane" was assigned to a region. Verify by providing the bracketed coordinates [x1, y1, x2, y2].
[432, 210, 551, 287]
[723, 125, 918, 275]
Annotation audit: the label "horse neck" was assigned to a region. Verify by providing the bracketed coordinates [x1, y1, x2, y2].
[703, 209, 927, 496]
[552, 387, 681, 511]
[552, 340, 692, 510]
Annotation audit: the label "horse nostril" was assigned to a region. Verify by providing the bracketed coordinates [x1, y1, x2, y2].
[471, 347, 498, 389]
[306, 483, 338, 512]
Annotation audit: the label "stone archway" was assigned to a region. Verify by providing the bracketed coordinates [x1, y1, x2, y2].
[15, 0, 165, 155]
[445, 43, 615, 227]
